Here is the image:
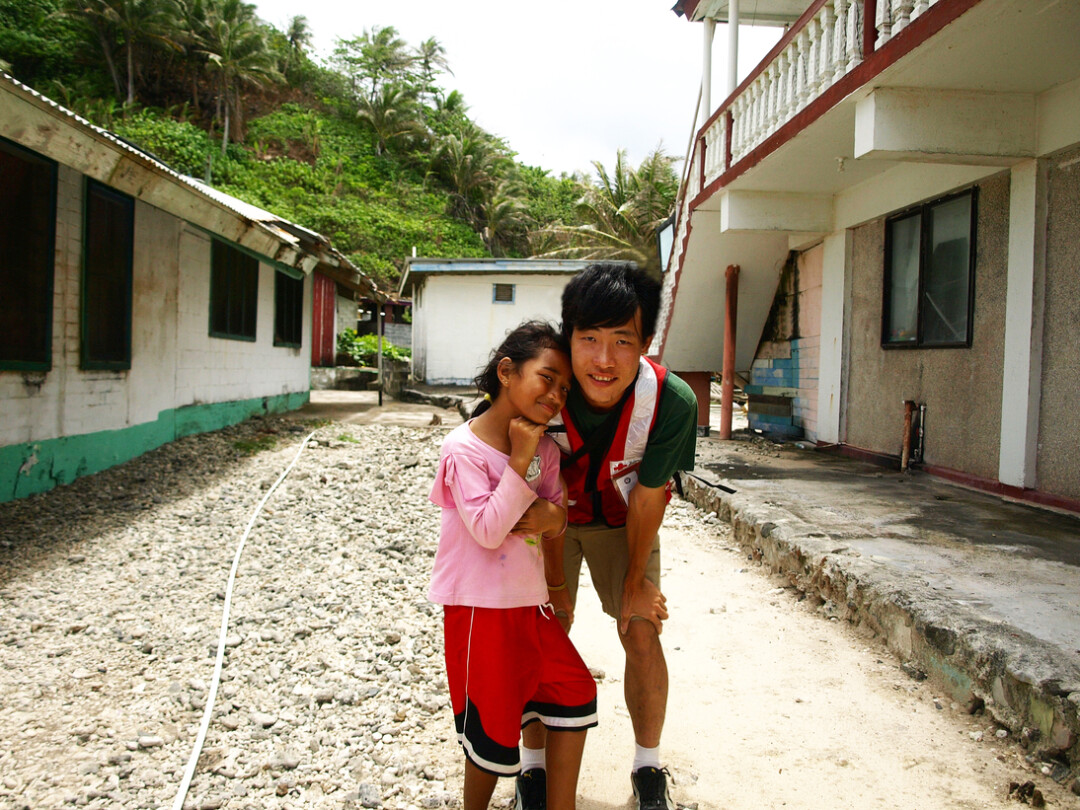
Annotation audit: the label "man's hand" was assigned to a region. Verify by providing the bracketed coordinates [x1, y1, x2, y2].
[619, 576, 668, 636]
[511, 499, 564, 537]
[548, 587, 574, 632]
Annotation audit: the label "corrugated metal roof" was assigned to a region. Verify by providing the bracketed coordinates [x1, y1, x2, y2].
[0, 71, 374, 295]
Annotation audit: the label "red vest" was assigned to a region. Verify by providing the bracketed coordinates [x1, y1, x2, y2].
[550, 357, 668, 527]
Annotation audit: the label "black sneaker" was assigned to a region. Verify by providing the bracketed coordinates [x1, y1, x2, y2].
[515, 767, 546, 810]
[631, 766, 675, 810]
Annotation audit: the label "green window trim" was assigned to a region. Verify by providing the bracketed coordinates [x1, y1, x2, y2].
[209, 238, 259, 342]
[81, 179, 135, 371]
[273, 270, 304, 348]
[0, 136, 57, 372]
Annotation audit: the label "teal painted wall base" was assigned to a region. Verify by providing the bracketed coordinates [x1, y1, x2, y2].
[1, 391, 309, 503]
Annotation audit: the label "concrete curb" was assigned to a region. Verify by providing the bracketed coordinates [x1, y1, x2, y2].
[397, 389, 479, 422]
[682, 474, 1080, 778]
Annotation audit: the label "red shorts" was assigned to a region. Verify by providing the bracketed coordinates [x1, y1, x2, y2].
[443, 605, 598, 776]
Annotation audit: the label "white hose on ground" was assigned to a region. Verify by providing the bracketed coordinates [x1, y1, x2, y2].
[170, 430, 317, 810]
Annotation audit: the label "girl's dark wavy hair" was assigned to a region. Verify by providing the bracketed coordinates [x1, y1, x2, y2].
[471, 320, 568, 418]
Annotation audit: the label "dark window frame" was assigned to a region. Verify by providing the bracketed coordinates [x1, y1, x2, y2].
[209, 238, 259, 341]
[882, 187, 978, 350]
[273, 270, 304, 348]
[0, 137, 58, 372]
[81, 179, 135, 370]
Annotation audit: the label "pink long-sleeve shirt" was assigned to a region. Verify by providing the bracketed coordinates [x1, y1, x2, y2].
[428, 421, 562, 608]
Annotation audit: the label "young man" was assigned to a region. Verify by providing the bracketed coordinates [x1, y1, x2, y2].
[517, 263, 698, 810]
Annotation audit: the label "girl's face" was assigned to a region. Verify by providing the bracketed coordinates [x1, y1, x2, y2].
[501, 348, 572, 425]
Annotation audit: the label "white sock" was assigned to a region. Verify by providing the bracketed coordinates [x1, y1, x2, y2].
[520, 745, 546, 772]
[632, 743, 661, 772]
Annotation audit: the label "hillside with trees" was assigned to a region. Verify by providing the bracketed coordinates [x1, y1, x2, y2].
[0, 0, 678, 290]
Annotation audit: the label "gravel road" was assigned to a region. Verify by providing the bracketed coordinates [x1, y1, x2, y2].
[0, 416, 1071, 809]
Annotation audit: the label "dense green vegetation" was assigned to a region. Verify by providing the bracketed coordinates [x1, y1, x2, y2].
[0, 0, 679, 290]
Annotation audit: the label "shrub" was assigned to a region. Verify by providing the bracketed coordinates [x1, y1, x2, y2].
[336, 329, 411, 366]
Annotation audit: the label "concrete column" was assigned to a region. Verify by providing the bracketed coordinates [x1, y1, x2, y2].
[719, 264, 740, 440]
[998, 159, 1047, 489]
[816, 231, 850, 445]
[727, 0, 740, 96]
[702, 18, 716, 124]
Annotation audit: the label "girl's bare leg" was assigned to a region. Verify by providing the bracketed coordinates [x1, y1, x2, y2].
[545, 729, 587, 810]
[464, 758, 498, 810]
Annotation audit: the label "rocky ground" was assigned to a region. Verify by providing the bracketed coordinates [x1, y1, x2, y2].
[0, 417, 461, 810]
[1, 415, 1074, 810]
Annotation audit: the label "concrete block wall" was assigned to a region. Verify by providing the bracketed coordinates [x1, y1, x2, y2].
[174, 226, 310, 408]
[746, 337, 819, 441]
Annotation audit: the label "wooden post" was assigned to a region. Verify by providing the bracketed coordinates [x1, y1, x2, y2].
[720, 264, 740, 440]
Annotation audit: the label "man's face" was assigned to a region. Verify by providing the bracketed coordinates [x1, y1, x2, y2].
[570, 309, 651, 411]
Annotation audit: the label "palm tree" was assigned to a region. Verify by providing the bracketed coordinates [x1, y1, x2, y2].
[356, 82, 426, 156]
[333, 25, 415, 104]
[482, 181, 531, 257]
[197, 0, 281, 153]
[415, 36, 451, 99]
[432, 123, 510, 223]
[535, 147, 678, 277]
[59, 0, 181, 106]
[281, 13, 310, 75]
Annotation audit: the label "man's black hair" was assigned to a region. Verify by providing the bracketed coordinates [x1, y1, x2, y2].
[560, 262, 661, 342]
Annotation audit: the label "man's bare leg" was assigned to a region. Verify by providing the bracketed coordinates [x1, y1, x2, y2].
[521, 721, 546, 751]
[619, 618, 667, 747]
[546, 729, 587, 809]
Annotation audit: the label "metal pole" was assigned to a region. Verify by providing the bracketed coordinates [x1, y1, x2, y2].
[720, 264, 740, 440]
[727, 0, 739, 96]
[702, 18, 715, 123]
[377, 300, 384, 407]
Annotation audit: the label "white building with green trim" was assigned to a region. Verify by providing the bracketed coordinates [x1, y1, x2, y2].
[0, 74, 373, 503]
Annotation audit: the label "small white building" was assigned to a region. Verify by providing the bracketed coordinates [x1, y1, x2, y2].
[0, 73, 372, 503]
[398, 258, 605, 386]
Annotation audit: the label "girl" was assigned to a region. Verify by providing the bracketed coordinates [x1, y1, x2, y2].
[428, 320, 597, 810]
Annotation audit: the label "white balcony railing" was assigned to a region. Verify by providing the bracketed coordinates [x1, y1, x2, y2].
[699, 0, 948, 188]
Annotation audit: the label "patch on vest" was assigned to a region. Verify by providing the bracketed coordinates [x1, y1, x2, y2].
[610, 458, 642, 505]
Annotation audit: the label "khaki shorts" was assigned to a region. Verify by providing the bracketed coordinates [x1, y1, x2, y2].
[562, 522, 661, 620]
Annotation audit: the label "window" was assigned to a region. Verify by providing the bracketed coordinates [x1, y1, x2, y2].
[82, 180, 134, 369]
[209, 239, 258, 340]
[274, 270, 303, 347]
[883, 189, 976, 348]
[493, 283, 515, 304]
[0, 138, 57, 370]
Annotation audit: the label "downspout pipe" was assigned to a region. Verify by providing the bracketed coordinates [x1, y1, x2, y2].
[720, 265, 740, 440]
[702, 18, 715, 124]
[727, 0, 739, 96]
[901, 400, 916, 471]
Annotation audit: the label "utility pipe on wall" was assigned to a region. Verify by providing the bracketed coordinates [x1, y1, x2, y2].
[901, 400, 915, 471]
[702, 18, 715, 124]
[720, 264, 740, 440]
[727, 0, 739, 96]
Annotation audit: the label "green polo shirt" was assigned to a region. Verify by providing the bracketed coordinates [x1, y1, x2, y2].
[563, 369, 698, 488]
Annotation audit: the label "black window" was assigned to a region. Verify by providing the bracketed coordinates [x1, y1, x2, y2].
[209, 239, 258, 340]
[492, 283, 515, 303]
[82, 180, 134, 369]
[0, 138, 57, 370]
[274, 271, 303, 347]
[883, 189, 976, 348]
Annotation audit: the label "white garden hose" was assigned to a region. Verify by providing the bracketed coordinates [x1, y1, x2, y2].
[171, 430, 317, 810]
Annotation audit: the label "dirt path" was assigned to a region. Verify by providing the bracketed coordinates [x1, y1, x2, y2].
[527, 500, 1069, 810]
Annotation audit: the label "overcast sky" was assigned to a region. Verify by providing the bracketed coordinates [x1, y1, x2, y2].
[251, 0, 782, 178]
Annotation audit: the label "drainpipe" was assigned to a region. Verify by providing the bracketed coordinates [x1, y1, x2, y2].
[914, 403, 926, 463]
[720, 264, 740, 440]
[702, 18, 715, 124]
[727, 0, 739, 96]
[901, 400, 915, 471]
